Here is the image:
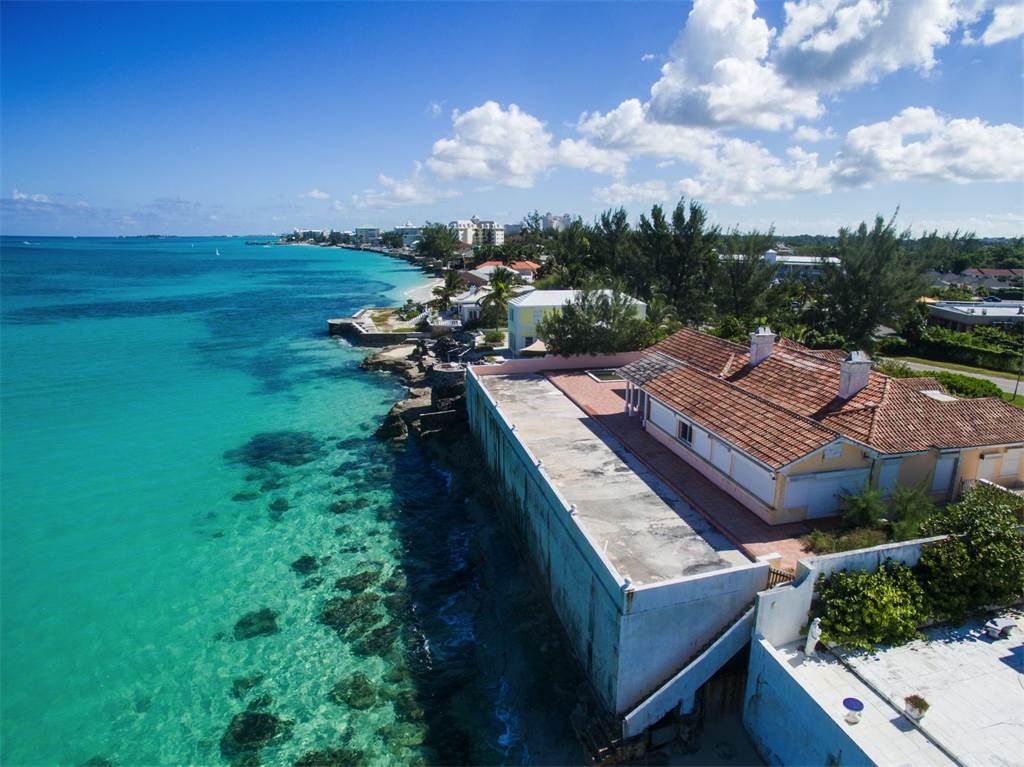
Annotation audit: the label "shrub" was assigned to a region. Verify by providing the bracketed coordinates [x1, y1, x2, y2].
[887, 484, 936, 541]
[841, 487, 886, 529]
[483, 328, 504, 344]
[803, 527, 888, 554]
[932, 372, 1002, 399]
[816, 562, 926, 650]
[916, 484, 1024, 621]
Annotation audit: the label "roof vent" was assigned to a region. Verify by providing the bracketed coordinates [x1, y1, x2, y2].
[839, 350, 872, 399]
[749, 326, 775, 366]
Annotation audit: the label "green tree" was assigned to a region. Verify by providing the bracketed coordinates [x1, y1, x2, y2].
[536, 289, 652, 355]
[916, 483, 1024, 621]
[814, 215, 927, 349]
[431, 270, 465, 311]
[480, 267, 517, 327]
[713, 229, 779, 324]
[815, 562, 926, 650]
[379, 231, 404, 249]
[417, 222, 459, 266]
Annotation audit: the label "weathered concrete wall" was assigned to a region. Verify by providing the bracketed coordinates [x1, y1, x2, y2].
[467, 364, 768, 719]
[472, 351, 642, 377]
[618, 565, 767, 712]
[466, 372, 627, 712]
[744, 637, 873, 767]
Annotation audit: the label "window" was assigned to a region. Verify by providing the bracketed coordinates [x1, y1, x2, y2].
[676, 420, 692, 444]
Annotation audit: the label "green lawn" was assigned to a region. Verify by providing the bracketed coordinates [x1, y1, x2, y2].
[892, 356, 1021, 381]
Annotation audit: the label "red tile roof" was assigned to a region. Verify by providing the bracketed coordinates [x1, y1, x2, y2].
[629, 328, 1024, 464]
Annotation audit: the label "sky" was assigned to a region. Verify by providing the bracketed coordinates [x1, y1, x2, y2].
[1, 0, 1022, 237]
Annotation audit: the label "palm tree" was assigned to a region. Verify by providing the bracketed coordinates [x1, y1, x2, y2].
[481, 267, 516, 327]
[432, 269, 465, 311]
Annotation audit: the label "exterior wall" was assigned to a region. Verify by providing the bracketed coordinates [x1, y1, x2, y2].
[744, 638, 874, 767]
[786, 442, 868, 477]
[643, 414, 779, 524]
[896, 452, 936, 491]
[467, 373, 626, 712]
[467, 362, 767, 719]
[618, 566, 767, 714]
[956, 444, 1024, 491]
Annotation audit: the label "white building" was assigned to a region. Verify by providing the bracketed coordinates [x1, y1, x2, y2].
[449, 216, 505, 247]
[542, 212, 573, 232]
[353, 227, 381, 246]
[507, 289, 647, 356]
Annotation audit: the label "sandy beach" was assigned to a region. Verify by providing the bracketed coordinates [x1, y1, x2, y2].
[405, 278, 442, 304]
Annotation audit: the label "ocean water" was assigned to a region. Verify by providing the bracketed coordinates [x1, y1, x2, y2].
[0, 237, 583, 766]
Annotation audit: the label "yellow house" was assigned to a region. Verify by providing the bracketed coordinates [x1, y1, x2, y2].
[620, 328, 1024, 525]
[507, 289, 647, 356]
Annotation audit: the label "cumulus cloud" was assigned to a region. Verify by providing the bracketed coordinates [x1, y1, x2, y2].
[833, 106, 1024, 186]
[647, 0, 822, 130]
[978, 3, 1024, 44]
[300, 189, 330, 200]
[775, 0, 965, 91]
[593, 180, 671, 207]
[426, 101, 555, 188]
[352, 162, 460, 209]
[556, 138, 630, 177]
[793, 125, 837, 142]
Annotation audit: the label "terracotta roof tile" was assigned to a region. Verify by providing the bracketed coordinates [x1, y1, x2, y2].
[638, 328, 1024, 458]
[645, 364, 839, 468]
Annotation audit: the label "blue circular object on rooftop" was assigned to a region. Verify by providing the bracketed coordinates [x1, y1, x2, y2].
[843, 697, 864, 712]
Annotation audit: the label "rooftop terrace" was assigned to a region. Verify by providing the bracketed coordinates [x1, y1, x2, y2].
[477, 373, 746, 586]
[777, 609, 1023, 766]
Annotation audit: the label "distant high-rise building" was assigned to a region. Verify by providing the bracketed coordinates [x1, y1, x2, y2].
[449, 216, 504, 247]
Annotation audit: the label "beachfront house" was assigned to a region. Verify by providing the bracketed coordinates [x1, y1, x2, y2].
[619, 327, 1024, 524]
[507, 289, 647, 357]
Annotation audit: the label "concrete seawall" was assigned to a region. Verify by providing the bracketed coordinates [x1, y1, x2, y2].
[466, 360, 769, 723]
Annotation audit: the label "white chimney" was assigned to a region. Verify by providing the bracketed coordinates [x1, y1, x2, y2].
[839, 351, 872, 399]
[749, 326, 775, 366]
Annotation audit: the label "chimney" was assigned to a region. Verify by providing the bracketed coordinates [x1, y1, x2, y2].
[749, 326, 775, 366]
[839, 351, 872, 399]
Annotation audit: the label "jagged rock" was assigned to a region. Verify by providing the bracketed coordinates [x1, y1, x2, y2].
[234, 608, 279, 640]
[328, 499, 359, 515]
[328, 672, 377, 709]
[383, 593, 411, 616]
[294, 747, 368, 767]
[352, 624, 399, 657]
[393, 690, 424, 722]
[383, 572, 407, 592]
[374, 413, 408, 441]
[333, 570, 378, 592]
[318, 592, 380, 632]
[378, 722, 426, 748]
[224, 431, 322, 469]
[219, 711, 291, 759]
[246, 694, 273, 711]
[291, 555, 318, 575]
[231, 672, 266, 699]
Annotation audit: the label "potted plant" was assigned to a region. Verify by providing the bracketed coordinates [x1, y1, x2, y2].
[904, 694, 929, 721]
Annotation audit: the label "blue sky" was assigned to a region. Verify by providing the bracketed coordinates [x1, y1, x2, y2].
[2, 1, 1022, 236]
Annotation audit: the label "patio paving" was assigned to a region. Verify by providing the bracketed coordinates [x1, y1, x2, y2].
[544, 371, 820, 571]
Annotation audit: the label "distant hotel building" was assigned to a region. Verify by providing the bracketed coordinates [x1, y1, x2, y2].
[542, 212, 573, 232]
[450, 216, 505, 247]
[353, 227, 381, 246]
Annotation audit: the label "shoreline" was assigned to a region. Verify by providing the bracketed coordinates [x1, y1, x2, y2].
[402, 279, 441, 305]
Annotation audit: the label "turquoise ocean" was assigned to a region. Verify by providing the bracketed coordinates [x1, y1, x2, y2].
[0, 237, 583, 766]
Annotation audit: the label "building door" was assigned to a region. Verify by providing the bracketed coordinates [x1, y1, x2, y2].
[931, 453, 957, 497]
[878, 459, 901, 497]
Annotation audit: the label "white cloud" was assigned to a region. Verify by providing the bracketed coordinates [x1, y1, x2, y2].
[556, 138, 629, 177]
[426, 101, 555, 188]
[352, 162, 460, 209]
[979, 3, 1024, 44]
[640, 53, 657, 62]
[576, 99, 721, 165]
[593, 180, 671, 207]
[427, 101, 444, 117]
[332, 200, 345, 212]
[300, 189, 330, 200]
[12, 189, 51, 203]
[793, 125, 837, 142]
[834, 106, 1024, 186]
[648, 0, 822, 130]
[775, 0, 966, 91]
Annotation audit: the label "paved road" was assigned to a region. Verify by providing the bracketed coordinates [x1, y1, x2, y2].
[895, 359, 1022, 395]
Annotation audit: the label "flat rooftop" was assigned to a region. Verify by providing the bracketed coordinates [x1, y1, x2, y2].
[478, 373, 745, 586]
[777, 609, 1024, 766]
